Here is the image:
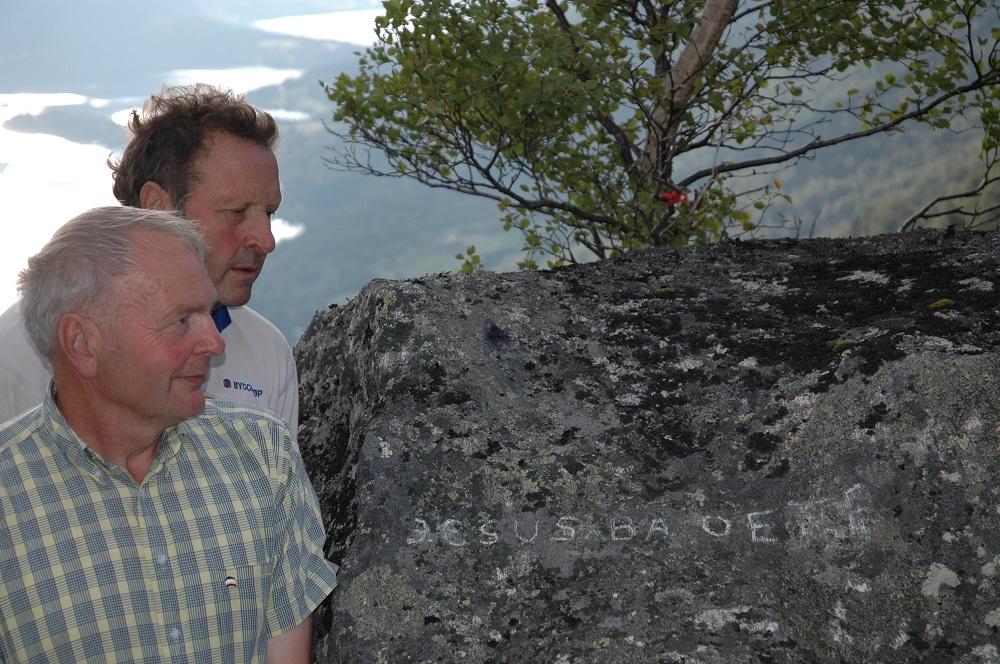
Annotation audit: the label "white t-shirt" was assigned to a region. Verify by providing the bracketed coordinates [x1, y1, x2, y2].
[0, 302, 299, 433]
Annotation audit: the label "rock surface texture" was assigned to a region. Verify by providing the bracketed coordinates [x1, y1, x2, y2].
[296, 230, 1000, 663]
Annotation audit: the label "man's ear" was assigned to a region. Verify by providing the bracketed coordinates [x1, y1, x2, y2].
[139, 181, 173, 211]
[56, 313, 103, 379]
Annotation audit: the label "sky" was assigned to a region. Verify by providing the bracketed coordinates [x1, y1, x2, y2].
[0, 5, 383, 310]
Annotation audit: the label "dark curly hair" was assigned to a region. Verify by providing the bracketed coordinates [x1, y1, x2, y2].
[109, 84, 278, 209]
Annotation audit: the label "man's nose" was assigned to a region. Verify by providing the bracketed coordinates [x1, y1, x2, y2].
[197, 315, 226, 357]
[246, 210, 276, 255]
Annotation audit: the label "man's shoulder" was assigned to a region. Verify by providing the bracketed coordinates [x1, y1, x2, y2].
[182, 400, 296, 472]
[206, 306, 297, 426]
[189, 400, 292, 442]
[0, 406, 45, 459]
[227, 306, 289, 347]
[199, 399, 288, 427]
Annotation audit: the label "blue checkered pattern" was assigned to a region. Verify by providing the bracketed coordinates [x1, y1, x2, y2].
[0, 392, 337, 663]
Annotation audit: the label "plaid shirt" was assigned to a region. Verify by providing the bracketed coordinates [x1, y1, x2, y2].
[0, 392, 337, 663]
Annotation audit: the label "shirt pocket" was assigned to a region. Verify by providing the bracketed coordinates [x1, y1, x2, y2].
[181, 556, 270, 663]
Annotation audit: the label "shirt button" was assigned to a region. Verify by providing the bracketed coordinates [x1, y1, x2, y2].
[170, 627, 181, 640]
[156, 553, 168, 565]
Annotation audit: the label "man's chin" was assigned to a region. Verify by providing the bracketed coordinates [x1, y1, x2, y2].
[180, 392, 209, 418]
[216, 268, 261, 306]
[217, 286, 253, 308]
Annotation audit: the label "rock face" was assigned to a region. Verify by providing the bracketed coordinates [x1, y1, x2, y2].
[296, 230, 1000, 663]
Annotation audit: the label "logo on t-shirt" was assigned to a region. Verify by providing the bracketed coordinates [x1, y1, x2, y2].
[221, 378, 263, 399]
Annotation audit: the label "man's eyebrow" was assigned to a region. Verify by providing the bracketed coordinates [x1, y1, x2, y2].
[167, 299, 215, 320]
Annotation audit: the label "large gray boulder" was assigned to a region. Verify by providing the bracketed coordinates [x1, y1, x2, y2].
[296, 230, 1000, 663]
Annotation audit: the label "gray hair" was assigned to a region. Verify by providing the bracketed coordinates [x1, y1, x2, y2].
[18, 206, 207, 364]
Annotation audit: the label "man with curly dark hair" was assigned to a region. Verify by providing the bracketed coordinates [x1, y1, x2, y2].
[0, 85, 299, 432]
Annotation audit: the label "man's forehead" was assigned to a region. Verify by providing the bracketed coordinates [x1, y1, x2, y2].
[124, 232, 205, 278]
[189, 135, 281, 199]
[194, 131, 278, 166]
[116, 255, 215, 314]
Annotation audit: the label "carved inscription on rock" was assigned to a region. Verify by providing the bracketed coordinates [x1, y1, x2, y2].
[406, 484, 872, 551]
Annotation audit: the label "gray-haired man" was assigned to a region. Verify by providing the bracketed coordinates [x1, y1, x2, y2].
[0, 207, 336, 663]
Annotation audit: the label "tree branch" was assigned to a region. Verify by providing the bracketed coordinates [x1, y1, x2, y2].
[899, 158, 999, 232]
[679, 71, 1000, 187]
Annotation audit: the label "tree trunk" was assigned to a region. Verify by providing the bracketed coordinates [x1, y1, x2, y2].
[644, 0, 740, 178]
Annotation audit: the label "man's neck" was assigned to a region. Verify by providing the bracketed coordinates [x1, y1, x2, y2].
[54, 382, 164, 483]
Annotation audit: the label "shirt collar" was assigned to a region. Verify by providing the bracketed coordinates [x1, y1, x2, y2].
[212, 306, 232, 332]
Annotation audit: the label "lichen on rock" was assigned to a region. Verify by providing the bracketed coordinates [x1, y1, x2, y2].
[296, 230, 1000, 662]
